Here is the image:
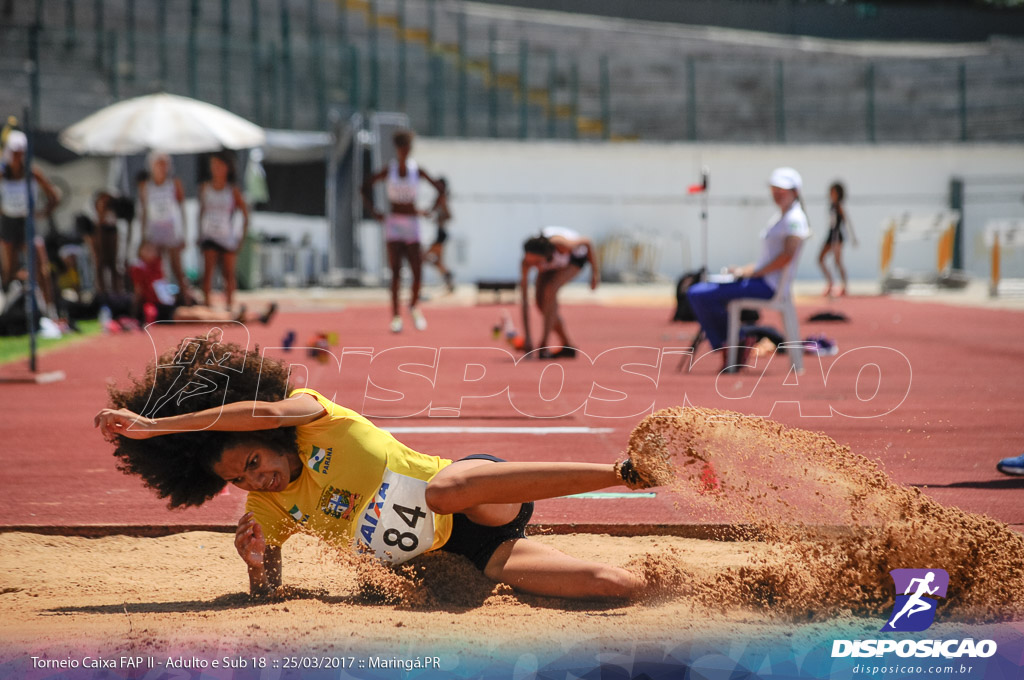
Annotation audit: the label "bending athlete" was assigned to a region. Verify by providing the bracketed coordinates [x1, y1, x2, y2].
[520, 226, 599, 359]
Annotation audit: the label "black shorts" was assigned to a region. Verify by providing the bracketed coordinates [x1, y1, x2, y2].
[432, 228, 449, 246]
[569, 253, 589, 269]
[1, 215, 26, 246]
[439, 454, 534, 571]
[201, 239, 231, 254]
[825, 227, 844, 246]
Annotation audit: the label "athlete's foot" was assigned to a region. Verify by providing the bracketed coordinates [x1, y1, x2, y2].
[823, 285, 833, 297]
[614, 458, 659, 490]
[234, 304, 248, 323]
[411, 307, 427, 331]
[390, 315, 404, 333]
[444, 272, 455, 294]
[838, 286, 848, 297]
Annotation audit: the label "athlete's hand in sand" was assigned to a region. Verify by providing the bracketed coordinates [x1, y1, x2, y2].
[235, 512, 266, 568]
[94, 408, 159, 441]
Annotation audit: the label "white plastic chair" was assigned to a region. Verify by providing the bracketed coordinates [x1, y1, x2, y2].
[725, 246, 804, 373]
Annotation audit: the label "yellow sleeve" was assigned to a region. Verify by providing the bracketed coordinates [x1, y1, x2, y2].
[245, 491, 297, 549]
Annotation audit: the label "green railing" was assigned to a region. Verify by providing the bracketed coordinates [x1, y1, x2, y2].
[9, 0, 1023, 142]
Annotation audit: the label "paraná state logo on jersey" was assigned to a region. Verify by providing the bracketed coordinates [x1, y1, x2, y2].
[307, 445, 333, 474]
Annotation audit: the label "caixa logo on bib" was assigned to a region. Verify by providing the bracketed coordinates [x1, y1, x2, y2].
[831, 569, 998, 659]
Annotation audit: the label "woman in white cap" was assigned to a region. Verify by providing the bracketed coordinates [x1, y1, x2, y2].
[687, 167, 810, 370]
[138, 152, 191, 304]
[0, 129, 60, 309]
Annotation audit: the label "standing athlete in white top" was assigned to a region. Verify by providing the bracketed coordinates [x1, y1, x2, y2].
[198, 151, 249, 309]
[138, 152, 191, 304]
[362, 130, 445, 333]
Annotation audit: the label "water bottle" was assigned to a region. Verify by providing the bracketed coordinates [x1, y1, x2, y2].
[98, 305, 112, 332]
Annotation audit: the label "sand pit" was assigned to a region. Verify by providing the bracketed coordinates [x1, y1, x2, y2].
[2, 530, 1017, 668]
[629, 408, 1024, 623]
[4, 409, 1024, 673]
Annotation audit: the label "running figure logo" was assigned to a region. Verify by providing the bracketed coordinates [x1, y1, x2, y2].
[881, 569, 949, 632]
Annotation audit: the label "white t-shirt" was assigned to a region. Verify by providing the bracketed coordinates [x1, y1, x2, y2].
[755, 203, 811, 291]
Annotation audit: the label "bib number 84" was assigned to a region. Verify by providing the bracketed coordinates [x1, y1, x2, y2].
[382, 504, 427, 552]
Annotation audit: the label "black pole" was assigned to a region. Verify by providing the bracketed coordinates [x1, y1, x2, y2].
[23, 108, 39, 373]
[950, 178, 964, 271]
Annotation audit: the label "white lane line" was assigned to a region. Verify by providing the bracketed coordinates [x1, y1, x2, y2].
[564, 492, 657, 499]
[384, 426, 616, 434]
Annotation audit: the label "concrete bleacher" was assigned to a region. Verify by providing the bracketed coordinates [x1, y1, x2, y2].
[1, 0, 1022, 142]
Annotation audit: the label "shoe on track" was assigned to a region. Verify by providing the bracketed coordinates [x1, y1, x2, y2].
[390, 315, 403, 333]
[411, 307, 427, 331]
[997, 453, 1024, 476]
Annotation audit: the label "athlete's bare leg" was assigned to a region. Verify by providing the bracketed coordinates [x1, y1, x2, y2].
[535, 265, 579, 349]
[223, 251, 238, 308]
[818, 243, 835, 294]
[386, 241, 404, 317]
[407, 244, 423, 309]
[202, 248, 217, 307]
[426, 458, 644, 599]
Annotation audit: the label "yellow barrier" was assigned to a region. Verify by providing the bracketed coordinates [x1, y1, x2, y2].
[991, 232, 1001, 296]
[879, 211, 960, 288]
[985, 219, 1024, 297]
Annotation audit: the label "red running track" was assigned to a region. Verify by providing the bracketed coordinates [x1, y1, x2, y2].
[1, 294, 1023, 532]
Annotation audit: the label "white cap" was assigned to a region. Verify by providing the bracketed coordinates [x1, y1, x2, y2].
[769, 167, 802, 191]
[5, 130, 27, 153]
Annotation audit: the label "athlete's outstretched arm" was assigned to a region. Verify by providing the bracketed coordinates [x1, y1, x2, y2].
[235, 511, 282, 596]
[94, 392, 326, 440]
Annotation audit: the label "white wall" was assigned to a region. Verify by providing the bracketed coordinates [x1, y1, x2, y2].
[38, 142, 1024, 286]
[411, 140, 1024, 283]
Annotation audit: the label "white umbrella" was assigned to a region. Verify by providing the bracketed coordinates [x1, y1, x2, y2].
[59, 93, 266, 155]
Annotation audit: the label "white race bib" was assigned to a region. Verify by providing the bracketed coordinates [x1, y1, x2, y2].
[356, 469, 436, 565]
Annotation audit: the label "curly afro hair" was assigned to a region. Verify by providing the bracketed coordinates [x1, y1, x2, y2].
[108, 334, 297, 509]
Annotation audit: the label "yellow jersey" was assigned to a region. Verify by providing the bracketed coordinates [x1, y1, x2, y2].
[245, 389, 453, 564]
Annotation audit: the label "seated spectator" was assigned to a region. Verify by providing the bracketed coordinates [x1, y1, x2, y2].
[687, 167, 811, 370]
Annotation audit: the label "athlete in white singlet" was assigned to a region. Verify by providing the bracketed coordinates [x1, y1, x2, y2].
[138, 152, 191, 304]
[361, 130, 445, 333]
[198, 152, 249, 309]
